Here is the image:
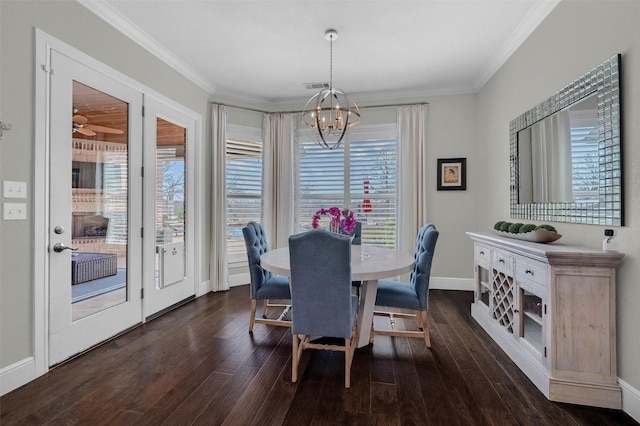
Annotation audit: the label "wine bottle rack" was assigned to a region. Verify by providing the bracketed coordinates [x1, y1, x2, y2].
[492, 269, 514, 333]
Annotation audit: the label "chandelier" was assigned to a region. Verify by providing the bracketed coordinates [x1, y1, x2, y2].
[302, 29, 361, 150]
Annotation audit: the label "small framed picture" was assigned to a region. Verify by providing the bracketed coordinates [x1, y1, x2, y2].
[437, 158, 466, 190]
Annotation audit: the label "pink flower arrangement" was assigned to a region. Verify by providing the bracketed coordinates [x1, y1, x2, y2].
[311, 207, 356, 234]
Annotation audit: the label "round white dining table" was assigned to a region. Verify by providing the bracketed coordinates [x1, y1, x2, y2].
[260, 245, 415, 348]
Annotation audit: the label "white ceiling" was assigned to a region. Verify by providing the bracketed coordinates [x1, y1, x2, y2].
[79, 0, 560, 109]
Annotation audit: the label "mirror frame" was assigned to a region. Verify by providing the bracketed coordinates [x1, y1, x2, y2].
[510, 54, 623, 226]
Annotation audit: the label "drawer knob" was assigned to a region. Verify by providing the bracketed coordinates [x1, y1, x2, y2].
[499, 259, 505, 264]
[480, 251, 485, 255]
[525, 269, 533, 275]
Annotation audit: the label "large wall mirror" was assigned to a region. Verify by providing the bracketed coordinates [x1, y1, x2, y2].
[510, 54, 623, 226]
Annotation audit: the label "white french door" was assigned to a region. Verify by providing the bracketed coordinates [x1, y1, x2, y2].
[142, 96, 196, 317]
[48, 50, 143, 365]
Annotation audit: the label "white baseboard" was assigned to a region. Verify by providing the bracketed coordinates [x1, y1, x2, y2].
[430, 276, 473, 291]
[197, 279, 210, 296]
[0, 357, 35, 396]
[229, 273, 249, 288]
[620, 378, 640, 423]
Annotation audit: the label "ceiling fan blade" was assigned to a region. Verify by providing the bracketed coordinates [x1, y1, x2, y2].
[85, 124, 124, 135]
[72, 114, 88, 125]
[76, 127, 96, 136]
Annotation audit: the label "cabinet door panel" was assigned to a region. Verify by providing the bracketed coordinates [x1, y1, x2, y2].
[554, 271, 613, 382]
[518, 285, 545, 358]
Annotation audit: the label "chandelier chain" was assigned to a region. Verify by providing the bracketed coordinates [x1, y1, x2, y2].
[329, 35, 333, 92]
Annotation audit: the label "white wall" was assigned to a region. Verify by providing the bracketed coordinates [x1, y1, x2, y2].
[477, 0, 640, 401]
[425, 94, 478, 278]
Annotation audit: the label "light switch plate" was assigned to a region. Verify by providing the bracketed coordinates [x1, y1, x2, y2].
[3, 203, 27, 220]
[3, 181, 27, 198]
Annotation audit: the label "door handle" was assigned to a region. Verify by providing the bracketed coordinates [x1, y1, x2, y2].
[53, 243, 78, 253]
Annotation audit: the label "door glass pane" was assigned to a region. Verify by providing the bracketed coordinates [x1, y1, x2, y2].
[520, 288, 543, 353]
[71, 81, 128, 321]
[477, 265, 490, 307]
[155, 118, 186, 288]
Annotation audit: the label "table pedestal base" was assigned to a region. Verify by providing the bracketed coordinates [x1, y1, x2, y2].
[356, 279, 378, 348]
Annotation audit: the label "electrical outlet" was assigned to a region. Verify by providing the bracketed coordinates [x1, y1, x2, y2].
[3, 181, 27, 199]
[604, 229, 615, 237]
[3, 203, 27, 220]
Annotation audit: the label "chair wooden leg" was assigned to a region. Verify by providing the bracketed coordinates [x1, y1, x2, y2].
[292, 333, 299, 383]
[262, 299, 269, 318]
[345, 322, 358, 388]
[249, 299, 257, 333]
[420, 310, 431, 348]
[344, 337, 352, 388]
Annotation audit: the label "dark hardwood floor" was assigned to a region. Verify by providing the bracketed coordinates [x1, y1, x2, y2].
[1, 287, 637, 425]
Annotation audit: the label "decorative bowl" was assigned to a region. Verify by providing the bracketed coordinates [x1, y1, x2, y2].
[493, 229, 562, 243]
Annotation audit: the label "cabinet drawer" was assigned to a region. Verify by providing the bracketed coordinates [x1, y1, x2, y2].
[516, 259, 547, 287]
[492, 251, 514, 272]
[475, 244, 491, 267]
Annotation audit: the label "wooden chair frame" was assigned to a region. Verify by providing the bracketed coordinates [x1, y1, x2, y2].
[372, 309, 431, 347]
[249, 299, 291, 332]
[292, 322, 357, 388]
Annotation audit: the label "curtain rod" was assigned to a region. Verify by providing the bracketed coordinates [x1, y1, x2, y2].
[210, 100, 430, 115]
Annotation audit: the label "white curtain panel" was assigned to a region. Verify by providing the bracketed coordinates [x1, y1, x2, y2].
[531, 121, 549, 201]
[209, 103, 229, 291]
[263, 113, 295, 249]
[550, 110, 572, 202]
[398, 104, 429, 254]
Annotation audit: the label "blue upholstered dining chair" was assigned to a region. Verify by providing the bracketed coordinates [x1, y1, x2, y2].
[289, 229, 359, 388]
[372, 223, 439, 347]
[242, 222, 291, 333]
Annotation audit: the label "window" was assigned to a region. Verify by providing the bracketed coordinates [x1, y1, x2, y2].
[226, 137, 263, 269]
[296, 125, 398, 248]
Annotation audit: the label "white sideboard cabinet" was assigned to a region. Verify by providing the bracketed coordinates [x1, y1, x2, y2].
[467, 232, 624, 409]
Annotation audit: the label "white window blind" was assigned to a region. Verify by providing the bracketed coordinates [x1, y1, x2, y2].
[571, 125, 599, 203]
[296, 126, 398, 249]
[103, 149, 128, 245]
[349, 138, 397, 248]
[226, 138, 263, 264]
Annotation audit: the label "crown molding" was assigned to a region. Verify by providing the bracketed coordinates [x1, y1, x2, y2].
[77, 0, 217, 95]
[474, 0, 561, 91]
